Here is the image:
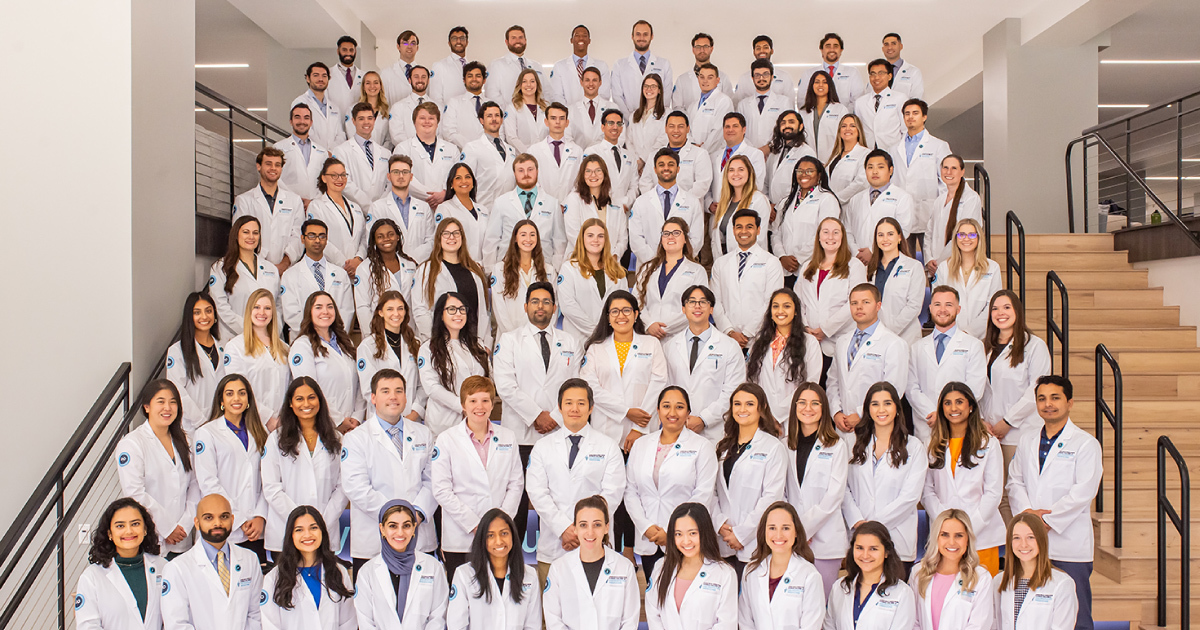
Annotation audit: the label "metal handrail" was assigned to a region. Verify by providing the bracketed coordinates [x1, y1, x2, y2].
[1084, 86, 1200, 135]
[1094, 344, 1123, 548]
[1046, 271, 1069, 380]
[1157, 435, 1190, 629]
[195, 82, 288, 138]
[195, 81, 289, 213]
[973, 164, 992, 258]
[1005, 211, 1026, 304]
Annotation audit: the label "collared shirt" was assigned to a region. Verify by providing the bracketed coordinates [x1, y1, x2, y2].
[260, 184, 277, 211]
[306, 89, 327, 116]
[466, 423, 495, 466]
[291, 135, 313, 165]
[874, 255, 900, 298]
[892, 58, 905, 70]
[698, 89, 714, 107]
[655, 183, 679, 208]
[904, 129, 925, 165]
[869, 181, 892, 202]
[565, 423, 592, 450]
[378, 416, 404, 439]
[637, 53, 649, 70]
[687, 325, 714, 347]
[225, 418, 249, 450]
[304, 255, 327, 279]
[573, 54, 589, 68]
[354, 133, 371, 150]
[847, 320, 880, 366]
[392, 192, 412, 227]
[418, 138, 437, 161]
[200, 539, 230, 574]
[518, 187, 539, 210]
[1038, 424, 1066, 472]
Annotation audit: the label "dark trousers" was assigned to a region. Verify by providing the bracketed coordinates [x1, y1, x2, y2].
[353, 556, 371, 582]
[235, 539, 270, 573]
[819, 354, 833, 390]
[641, 548, 665, 583]
[443, 552, 468, 582]
[1051, 560, 1094, 630]
[613, 451, 634, 551]
[724, 555, 746, 587]
[514, 445, 534, 545]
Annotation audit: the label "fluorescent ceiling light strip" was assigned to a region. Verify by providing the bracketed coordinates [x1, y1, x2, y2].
[196, 63, 249, 69]
[1099, 104, 1149, 108]
[1101, 60, 1200, 64]
[1145, 176, 1200, 181]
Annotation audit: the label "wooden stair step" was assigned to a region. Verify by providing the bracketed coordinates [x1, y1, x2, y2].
[1073, 373, 1200, 398]
[1067, 349, 1200, 373]
[1032, 327, 1197, 349]
[1027, 307, 1181, 327]
[991, 251, 1132, 271]
[988, 233, 1115, 253]
[1023, 288, 1165, 309]
[1017, 269, 1150, 290]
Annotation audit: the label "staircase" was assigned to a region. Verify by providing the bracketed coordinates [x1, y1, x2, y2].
[988, 233, 1200, 629]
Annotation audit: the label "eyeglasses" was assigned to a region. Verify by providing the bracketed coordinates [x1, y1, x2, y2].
[797, 169, 817, 176]
[449, 36, 468, 43]
[603, 120, 624, 127]
[389, 169, 412, 176]
[685, 299, 711, 307]
[442, 230, 462, 238]
[527, 298, 555, 307]
[583, 168, 605, 176]
[661, 229, 683, 238]
[324, 173, 348, 180]
[303, 233, 328, 240]
[752, 73, 773, 80]
[608, 307, 635, 317]
[443, 306, 469, 315]
[956, 232, 980, 240]
[692, 44, 713, 50]
[400, 41, 418, 47]
[868, 71, 891, 78]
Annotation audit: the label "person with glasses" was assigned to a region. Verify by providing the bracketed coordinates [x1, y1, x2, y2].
[566, 66, 620, 152]
[379, 30, 420, 105]
[634, 217, 708, 342]
[733, 35, 796, 105]
[441, 61, 489, 151]
[365, 154, 436, 264]
[547, 24, 612, 107]
[482, 153, 567, 269]
[459, 100, 517, 209]
[429, 26, 470, 106]
[854, 60, 905, 150]
[629, 149, 706, 266]
[662, 285, 746, 442]
[411, 217, 492, 343]
[737, 59, 791, 152]
[305, 157, 367, 276]
[417, 292, 492, 436]
[583, 109, 638, 210]
[670, 33, 731, 111]
[774, 157, 840, 287]
[762, 111, 817, 208]
[931, 218, 1001, 339]
[278, 219, 354, 342]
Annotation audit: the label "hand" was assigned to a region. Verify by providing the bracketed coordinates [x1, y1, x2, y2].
[266, 416, 281, 432]
[636, 158, 645, 175]
[645, 525, 667, 547]
[243, 517, 266, 541]
[626, 408, 652, 428]
[719, 523, 743, 550]
[426, 191, 446, 208]
[709, 202, 718, 214]
[646, 322, 667, 339]
[806, 327, 826, 342]
[856, 248, 872, 265]
[925, 411, 937, 428]
[165, 526, 188, 545]
[337, 417, 361, 433]
[533, 411, 559, 434]
[925, 259, 938, 275]
[852, 520, 866, 530]
[779, 255, 800, 273]
[343, 256, 363, 276]
[561, 525, 580, 551]
[275, 255, 292, 275]
[405, 410, 422, 422]
[729, 331, 750, 347]
[769, 206, 777, 224]
[1022, 509, 1052, 528]
[414, 511, 424, 526]
[622, 431, 645, 452]
[686, 415, 706, 433]
[834, 412, 852, 433]
[989, 420, 1012, 439]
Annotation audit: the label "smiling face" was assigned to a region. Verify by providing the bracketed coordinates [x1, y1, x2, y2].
[941, 390, 972, 431]
[250, 295, 274, 330]
[654, 155, 678, 185]
[440, 224, 463, 255]
[583, 224, 607, 256]
[380, 509, 415, 553]
[882, 36, 903, 62]
[941, 157, 964, 187]
[290, 383, 320, 422]
[660, 221, 684, 255]
[770, 293, 796, 329]
[875, 221, 900, 254]
[795, 388, 823, 430]
[937, 517, 968, 565]
[571, 26, 591, 56]
[559, 386, 592, 432]
[732, 216, 759, 249]
[764, 508, 797, 555]
[581, 70, 601, 98]
[519, 73, 538, 98]
[485, 516, 513, 564]
[109, 506, 146, 556]
[821, 39, 842, 64]
[258, 155, 282, 184]
[955, 223, 980, 255]
[442, 296, 467, 333]
[363, 73, 382, 98]
[812, 74, 829, 98]
[143, 387, 179, 433]
[658, 389, 689, 434]
[642, 76, 660, 102]
[338, 42, 356, 67]
[381, 297, 407, 332]
[868, 64, 892, 92]
[929, 291, 961, 329]
[795, 159, 817, 190]
[322, 163, 347, 194]
[665, 115, 688, 145]
[506, 29, 527, 56]
[1035, 384, 1072, 425]
[192, 299, 215, 335]
[631, 23, 653, 53]
[752, 67, 773, 91]
[839, 117, 860, 144]
[371, 376, 407, 422]
[990, 295, 1016, 332]
[374, 223, 399, 255]
[462, 390, 494, 424]
[576, 507, 608, 552]
[310, 294, 338, 333]
[726, 159, 749, 188]
[607, 298, 637, 336]
[818, 218, 843, 255]
[291, 513, 323, 556]
[515, 224, 538, 255]
[730, 390, 761, 429]
[673, 514, 701, 559]
[722, 118, 745, 146]
[868, 390, 897, 430]
[683, 288, 713, 327]
[409, 68, 429, 93]
[1011, 521, 1039, 566]
[452, 167, 474, 197]
[853, 533, 886, 574]
[221, 378, 249, 419]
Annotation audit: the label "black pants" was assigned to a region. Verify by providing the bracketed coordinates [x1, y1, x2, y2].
[900, 395, 916, 438]
[724, 555, 746, 587]
[819, 354, 833, 390]
[514, 445, 534, 546]
[235, 538, 270, 573]
[443, 552, 468, 581]
[641, 548, 665, 582]
[353, 557, 371, 582]
[613, 450, 635, 551]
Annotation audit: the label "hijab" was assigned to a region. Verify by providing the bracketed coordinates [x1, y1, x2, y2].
[378, 499, 420, 621]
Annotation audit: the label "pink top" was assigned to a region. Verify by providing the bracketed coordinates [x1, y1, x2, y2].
[930, 573, 955, 630]
[653, 442, 672, 486]
[467, 424, 495, 466]
[674, 577, 692, 611]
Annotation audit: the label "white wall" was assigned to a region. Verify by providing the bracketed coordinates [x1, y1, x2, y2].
[1136, 256, 1200, 346]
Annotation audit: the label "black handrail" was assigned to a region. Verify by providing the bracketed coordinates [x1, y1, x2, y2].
[1094, 344, 1122, 548]
[1005, 211, 1026, 304]
[1046, 271, 1069, 380]
[973, 164, 992, 258]
[1157, 435, 1190, 629]
[195, 81, 289, 213]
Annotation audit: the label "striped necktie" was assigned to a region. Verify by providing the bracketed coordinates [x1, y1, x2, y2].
[313, 261, 325, 291]
[738, 251, 750, 278]
[217, 549, 230, 595]
[387, 425, 405, 460]
[576, 58, 585, 80]
[364, 140, 373, 168]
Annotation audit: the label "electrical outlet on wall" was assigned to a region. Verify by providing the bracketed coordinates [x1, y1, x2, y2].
[78, 524, 90, 545]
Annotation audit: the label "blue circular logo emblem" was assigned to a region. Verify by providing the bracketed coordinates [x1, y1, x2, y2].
[161, 579, 171, 596]
[431, 446, 440, 461]
[195, 441, 205, 454]
[74, 594, 84, 610]
[118, 452, 130, 467]
[260, 590, 268, 605]
[223, 354, 231, 366]
[449, 584, 458, 600]
[358, 359, 366, 371]
[292, 354, 303, 366]
[341, 447, 349, 461]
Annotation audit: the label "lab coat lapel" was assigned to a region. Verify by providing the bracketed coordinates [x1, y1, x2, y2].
[102, 563, 141, 621]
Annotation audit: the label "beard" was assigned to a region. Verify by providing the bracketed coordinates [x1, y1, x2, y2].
[200, 526, 230, 545]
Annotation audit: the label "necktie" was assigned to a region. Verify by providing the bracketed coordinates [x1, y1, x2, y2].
[460, 57, 466, 67]
[935, 332, 949, 363]
[662, 190, 672, 220]
[738, 251, 750, 279]
[758, 95, 766, 114]
[689, 336, 701, 373]
[540, 331, 551, 370]
[588, 100, 596, 123]
[364, 140, 373, 168]
[313, 261, 325, 291]
[568, 435, 582, 468]
[638, 55, 647, 74]
[576, 58, 585, 80]
[217, 549, 230, 594]
[417, 96, 424, 105]
[874, 94, 881, 112]
[494, 137, 507, 160]
[828, 65, 835, 76]
[721, 147, 733, 171]
[849, 330, 866, 367]
[345, 66, 353, 88]
[405, 63, 412, 79]
[474, 95, 481, 116]
[552, 140, 562, 166]
[387, 425, 405, 459]
[612, 146, 622, 172]
[522, 191, 533, 214]
[870, 189, 881, 204]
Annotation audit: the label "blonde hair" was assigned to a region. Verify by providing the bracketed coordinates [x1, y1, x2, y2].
[510, 68, 548, 113]
[946, 218, 990, 284]
[714, 155, 760, 228]
[240, 289, 289, 361]
[915, 509, 982, 596]
[358, 70, 389, 118]
[570, 218, 626, 282]
[826, 113, 868, 166]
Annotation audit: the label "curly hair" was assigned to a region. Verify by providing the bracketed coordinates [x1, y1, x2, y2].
[88, 498, 161, 567]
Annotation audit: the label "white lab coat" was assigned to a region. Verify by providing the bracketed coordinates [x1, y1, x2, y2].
[925, 183, 983, 266]
[260, 563, 356, 630]
[409, 261, 491, 343]
[260, 430, 346, 553]
[634, 258, 708, 341]
[353, 257, 418, 333]
[646, 559, 738, 630]
[825, 323, 909, 418]
[277, 257, 355, 339]
[115, 422, 199, 555]
[784, 436, 850, 560]
[874, 254, 927, 346]
[232, 185, 304, 265]
[637, 143, 713, 202]
[708, 143, 768, 204]
[566, 97, 621, 152]
[355, 333, 427, 420]
[209, 258, 282, 341]
[379, 60, 414, 105]
[332, 137, 391, 208]
[544, 548, 641, 630]
[354, 553, 448, 630]
[501, 103, 550, 154]
[625, 113, 667, 167]
[765, 145, 819, 206]
[391, 136, 461, 202]
[482, 188, 566, 268]
[932, 260, 1003, 339]
[74, 555, 167, 630]
[432, 197, 490, 263]
[484, 54, 543, 105]
[799, 102, 850, 164]
[416, 341, 489, 436]
[366, 193, 437, 264]
[547, 56, 613, 105]
[734, 67, 797, 106]
[446, 564, 541, 630]
[293, 90, 346, 151]
[906, 327, 988, 443]
[441, 92, 486, 151]
[843, 435, 928, 562]
[555, 261, 629, 341]
[739, 91, 792, 150]
[890, 132, 952, 234]
[340, 417, 439, 558]
[431, 423, 525, 552]
[583, 140, 639, 209]
[750, 331, 824, 426]
[624, 428, 718, 555]
[773, 188, 841, 276]
[166, 339, 226, 435]
[289, 336, 366, 423]
[844, 185, 915, 254]
[711, 244, 785, 338]
[982, 334, 1052, 447]
[489, 261, 558, 337]
[275, 136, 331, 201]
[305, 194, 367, 267]
[327, 64, 364, 117]
[828, 144, 870, 204]
[910, 566, 995, 630]
[797, 63, 866, 106]
[526, 425, 626, 563]
[525, 137, 583, 202]
[796, 258, 869, 356]
[493, 323, 580, 445]
[672, 70, 734, 111]
[1007, 419, 1103, 562]
[738, 554, 826, 630]
[459, 134, 517, 209]
[714, 430, 788, 561]
[823, 577, 916, 630]
[853, 89, 905, 150]
[688, 91, 736, 156]
[562, 193, 629, 265]
[663, 328, 747, 442]
[193, 419, 267, 545]
[628, 189, 705, 265]
[611, 52, 674, 114]
[579, 334, 670, 443]
[996, 569, 1078, 630]
[710, 192, 772, 259]
[160, 540, 263, 630]
[922, 437, 1006, 549]
[222, 336, 291, 421]
[891, 61, 925, 99]
[388, 95, 438, 149]
[428, 54, 468, 105]
[348, 113, 394, 150]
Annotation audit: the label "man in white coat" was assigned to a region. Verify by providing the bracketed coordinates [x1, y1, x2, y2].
[379, 30, 420, 104]
[854, 59, 906, 150]
[845, 149, 915, 258]
[387, 65, 434, 147]
[525, 103, 582, 202]
[827, 283, 909, 434]
[291, 62, 346, 150]
[637, 111, 714, 200]
[392, 102, 460, 207]
[459, 100, 517, 209]
[664, 285, 747, 441]
[485, 25, 542, 104]
[687, 65, 735, 156]
[796, 33, 866, 104]
[890, 99, 951, 254]
[671, 33, 732, 110]
[365, 154, 437, 262]
[232, 146, 303, 272]
[708, 113, 768, 205]
[1007, 375, 1102, 630]
[333, 103, 392, 208]
[546, 24, 611, 106]
[628, 149, 705, 265]
[482, 154, 565, 267]
[583, 109, 638, 208]
[882, 33, 924, 99]
[275, 103, 331, 203]
[428, 26, 470, 106]
[160, 494, 262, 630]
[441, 61, 488, 151]
[733, 35, 797, 106]
[712, 210, 784, 347]
[905, 286, 987, 443]
[566, 67, 620, 151]
[737, 59, 792, 150]
[326, 36, 364, 117]
[610, 20, 674, 114]
[278, 220, 354, 339]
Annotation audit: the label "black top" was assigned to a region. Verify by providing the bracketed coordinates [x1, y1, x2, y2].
[199, 341, 219, 369]
[723, 440, 753, 485]
[494, 574, 505, 592]
[582, 557, 605, 593]
[793, 431, 819, 488]
[443, 261, 480, 318]
[385, 329, 406, 367]
[592, 270, 606, 298]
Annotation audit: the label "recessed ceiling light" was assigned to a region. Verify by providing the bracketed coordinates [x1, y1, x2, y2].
[195, 63, 249, 69]
[1101, 60, 1200, 64]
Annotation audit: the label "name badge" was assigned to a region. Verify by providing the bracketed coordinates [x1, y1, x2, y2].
[747, 452, 768, 462]
[1032, 593, 1054, 603]
[496, 443, 514, 453]
[862, 352, 883, 361]
[882, 104, 897, 110]
[559, 350, 575, 358]
[783, 585, 805, 596]
[952, 348, 969, 356]
[412, 443, 428, 452]
[634, 352, 652, 359]
[538, 210, 552, 217]
[237, 577, 252, 588]
[566, 155, 579, 163]
[605, 576, 628, 586]
[960, 590, 977, 601]
[699, 582, 722, 593]
[419, 575, 435, 585]
[896, 269, 911, 277]
[441, 155, 455, 161]
[585, 453, 605, 462]
[1056, 450, 1076, 460]
[875, 599, 900, 610]
[280, 208, 293, 214]
[675, 449, 699, 458]
[817, 451, 834, 460]
[750, 262, 766, 269]
[919, 152, 935, 159]
[681, 160, 693, 166]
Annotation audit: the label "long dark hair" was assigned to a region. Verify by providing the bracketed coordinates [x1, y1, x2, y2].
[369, 290, 421, 361]
[221, 216, 261, 294]
[780, 156, 835, 212]
[366, 218, 416, 301]
[139, 379, 192, 472]
[271, 505, 354, 609]
[840, 521, 905, 595]
[928, 382, 989, 470]
[785, 382, 840, 451]
[430, 292, 491, 391]
[766, 110, 808, 155]
[424, 218, 490, 310]
[445, 162, 477, 202]
[178, 291, 219, 383]
[632, 73, 665, 124]
[849, 382, 910, 468]
[299, 291, 356, 359]
[985, 290, 1030, 369]
[654, 503, 726, 606]
[466, 509, 527, 604]
[88, 498, 160, 567]
[276, 377, 341, 457]
[716, 382, 782, 459]
[941, 155, 968, 246]
[635, 217, 695, 305]
[574, 155, 613, 208]
[866, 216, 912, 280]
[205, 374, 269, 452]
[801, 70, 842, 112]
[747, 501, 815, 573]
[747, 288, 811, 387]
[500, 219, 549, 300]
[582, 290, 646, 354]
[316, 157, 344, 195]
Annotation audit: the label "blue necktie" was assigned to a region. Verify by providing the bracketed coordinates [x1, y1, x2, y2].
[849, 330, 867, 368]
[387, 425, 405, 460]
[474, 95, 481, 116]
[758, 95, 766, 113]
[936, 332, 949, 363]
[568, 435, 582, 468]
[522, 191, 533, 215]
[662, 190, 671, 220]
[638, 55, 647, 74]
[364, 140, 373, 169]
[738, 251, 750, 279]
[313, 261, 325, 291]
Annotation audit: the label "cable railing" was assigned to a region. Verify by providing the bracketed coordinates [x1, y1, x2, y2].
[1094, 344, 1123, 549]
[195, 81, 289, 216]
[973, 164, 992, 258]
[1046, 271, 1069, 380]
[1157, 435, 1190, 629]
[1005, 211, 1026, 305]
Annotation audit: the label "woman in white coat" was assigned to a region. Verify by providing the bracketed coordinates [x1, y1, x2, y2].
[436, 164, 492, 263]
[501, 69, 550, 153]
[166, 291, 225, 434]
[73, 498, 168, 630]
[355, 500, 449, 630]
[932, 218, 1002, 339]
[432, 376, 524, 578]
[924, 155, 983, 274]
[210, 215, 282, 340]
[491, 219, 556, 336]
[737, 502, 825, 630]
[411, 218, 492, 344]
[923, 382, 1005, 575]
[115, 380, 199, 558]
[826, 114, 871, 204]
[774, 157, 841, 284]
[261, 377, 347, 555]
[843, 382, 928, 572]
[224, 289, 292, 428]
[645, 502, 738, 630]
[289, 291, 364, 432]
[798, 71, 850, 163]
[193, 373, 270, 566]
[710, 155, 772, 259]
[543, 495, 641, 630]
[558, 219, 629, 341]
[796, 217, 867, 377]
[627, 75, 668, 169]
[867, 217, 927, 345]
[910, 509, 995, 630]
[634, 217, 708, 342]
[343, 70, 393, 149]
[712, 383, 788, 575]
[746, 288, 824, 420]
[354, 218, 419, 333]
[307, 157, 368, 269]
[357, 290, 426, 421]
[995, 513, 1078, 630]
[261, 505, 356, 630]
[781, 383, 849, 596]
[824, 521, 917, 630]
[562, 158, 629, 267]
[447, 509, 541, 630]
[417, 292, 492, 436]
[623, 387, 718, 579]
